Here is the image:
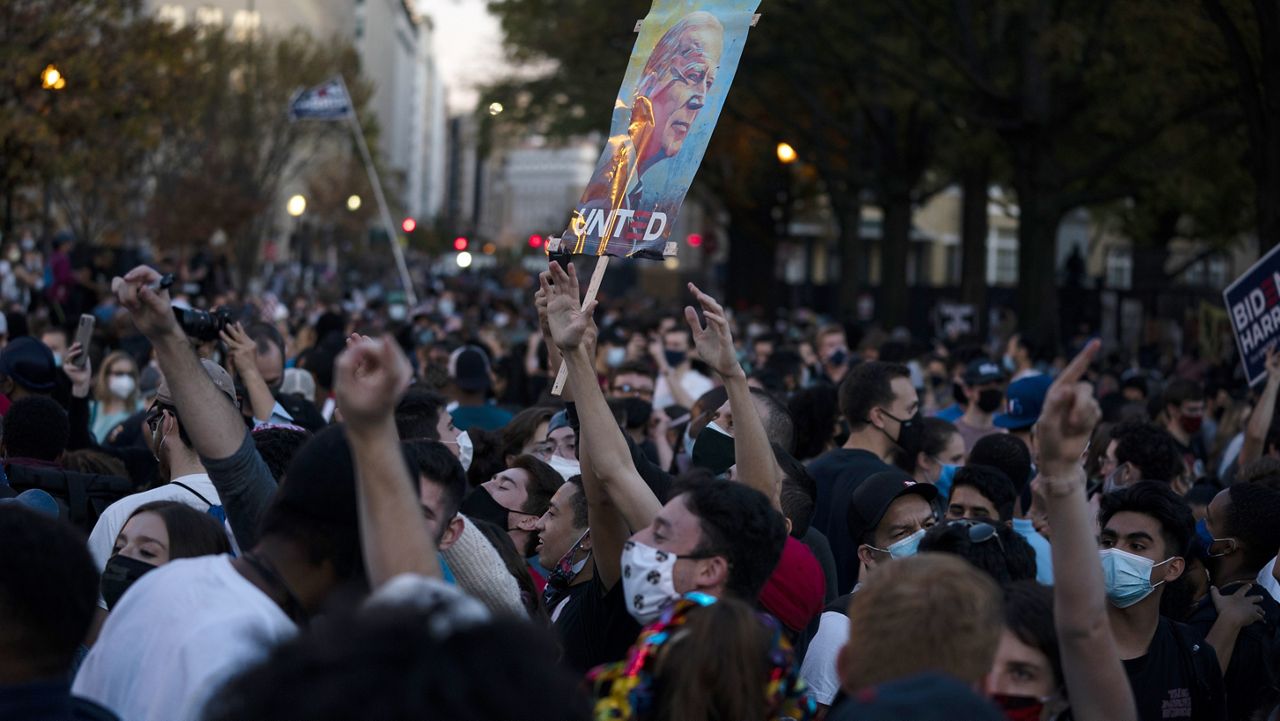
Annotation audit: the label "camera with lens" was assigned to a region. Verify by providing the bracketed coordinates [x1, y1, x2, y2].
[172, 306, 234, 342]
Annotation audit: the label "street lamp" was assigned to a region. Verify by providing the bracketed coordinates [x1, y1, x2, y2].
[776, 142, 797, 165]
[456, 251, 473, 269]
[346, 194, 362, 211]
[286, 194, 306, 217]
[41, 64, 66, 91]
[488, 102, 504, 116]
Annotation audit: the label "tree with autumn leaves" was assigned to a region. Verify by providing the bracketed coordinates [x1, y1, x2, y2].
[1, 0, 378, 288]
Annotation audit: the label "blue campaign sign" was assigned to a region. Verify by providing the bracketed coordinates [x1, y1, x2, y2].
[1223, 243, 1280, 386]
[289, 78, 352, 121]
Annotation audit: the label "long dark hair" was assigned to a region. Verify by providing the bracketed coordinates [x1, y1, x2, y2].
[126, 501, 231, 559]
[650, 598, 775, 721]
[469, 517, 549, 625]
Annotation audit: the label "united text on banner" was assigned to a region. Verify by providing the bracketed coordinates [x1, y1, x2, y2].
[559, 0, 762, 260]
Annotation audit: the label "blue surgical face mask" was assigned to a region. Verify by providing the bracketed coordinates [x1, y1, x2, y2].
[1099, 547, 1173, 608]
[1194, 519, 1234, 559]
[870, 527, 926, 559]
[936, 464, 960, 499]
[1003, 354, 1017, 372]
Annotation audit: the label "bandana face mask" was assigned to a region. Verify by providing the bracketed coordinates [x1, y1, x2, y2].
[543, 529, 591, 610]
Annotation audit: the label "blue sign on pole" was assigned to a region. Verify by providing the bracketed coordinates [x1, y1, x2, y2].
[1223, 243, 1280, 386]
[288, 78, 352, 121]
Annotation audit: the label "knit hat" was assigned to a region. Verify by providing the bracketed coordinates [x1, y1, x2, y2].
[758, 536, 826, 633]
[440, 514, 526, 617]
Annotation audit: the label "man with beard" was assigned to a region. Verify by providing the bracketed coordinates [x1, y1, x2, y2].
[809, 361, 924, 593]
[1185, 483, 1280, 721]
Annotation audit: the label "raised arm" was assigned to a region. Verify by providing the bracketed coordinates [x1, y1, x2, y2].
[1034, 340, 1136, 721]
[1239, 348, 1280, 468]
[542, 262, 661, 533]
[222, 322, 277, 423]
[686, 283, 780, 510]
[336, 335, 440, 587]
[112, 266, 248, 460]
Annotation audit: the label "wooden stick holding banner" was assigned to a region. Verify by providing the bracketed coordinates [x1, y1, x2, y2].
[550, 251, 610, 397]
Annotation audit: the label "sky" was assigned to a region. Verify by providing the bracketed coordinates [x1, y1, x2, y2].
[426, 0, 510, 114]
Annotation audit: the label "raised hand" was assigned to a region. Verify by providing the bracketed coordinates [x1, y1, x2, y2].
[1266, 346, 1280, 382]
[111, 266, 180, 339]
[685, 283, 743, 380]
[219, 323, 258, 379]
[335, 336, 412, 431]
[540, 262, 596, 352]
[63, 342, 92, 399]
[1036, 339, 1101, 479]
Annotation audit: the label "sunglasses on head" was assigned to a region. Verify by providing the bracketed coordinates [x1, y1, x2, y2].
[947, 519, 1005, 553]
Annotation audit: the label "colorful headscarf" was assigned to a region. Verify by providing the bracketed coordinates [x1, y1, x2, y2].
[587, 592, 816, 721]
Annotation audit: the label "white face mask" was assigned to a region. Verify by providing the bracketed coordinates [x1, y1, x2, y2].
[606, 347, 627, 368]
[682, 427, 697, 458]
[548, 453, 581, 480]
[620, 540, 681, 625]
[108, 375, 136, 399]
[455, 431, 473, 472]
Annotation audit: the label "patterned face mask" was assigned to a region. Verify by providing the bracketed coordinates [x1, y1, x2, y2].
[543, 529, 591, 611]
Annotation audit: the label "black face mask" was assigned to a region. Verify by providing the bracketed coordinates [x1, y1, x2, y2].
[977, 389, 1004, 414]
[101, 554, 157, 611]
[620, 397, 653, 430]
[877, 408, 925, 459]
[691, 423, 736, 476]
[460, 486, 526, 531]
[951, 382, 967, 407]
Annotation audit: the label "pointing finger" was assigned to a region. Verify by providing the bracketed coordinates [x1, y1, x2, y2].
[1055, 339, 1099, 388]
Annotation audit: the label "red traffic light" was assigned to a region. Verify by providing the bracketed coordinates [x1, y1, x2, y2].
[687, 233, 703, 247]
[401, 217, 417, 233]
[528, 234, 544, 248]
[453, 237, 469, 251]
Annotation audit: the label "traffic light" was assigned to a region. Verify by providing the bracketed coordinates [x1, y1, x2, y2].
[401, 217, 417, 233]
[528, 234, 544, 249]
[453, 236, 469, 251]
[687, 233, 703, 247]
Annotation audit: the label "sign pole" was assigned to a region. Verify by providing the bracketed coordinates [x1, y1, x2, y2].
[337, 76, 419, 306]
[550, 255, 610, 397]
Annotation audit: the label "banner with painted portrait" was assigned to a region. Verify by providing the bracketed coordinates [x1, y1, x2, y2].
[555, 0, 762, 260]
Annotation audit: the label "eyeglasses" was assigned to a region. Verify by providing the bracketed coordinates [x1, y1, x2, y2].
[145, 403, 176, 432]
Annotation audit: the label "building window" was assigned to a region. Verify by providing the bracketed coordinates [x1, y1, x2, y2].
[1105, 248, 1132, 290]
[231, 10, 260, 40]
[156, 5, 185, 26]
[194, 6, 224, 26]
[995, 247, 1018, 285]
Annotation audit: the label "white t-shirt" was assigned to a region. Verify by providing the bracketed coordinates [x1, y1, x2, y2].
[87, 474, 230, 577]
[799, 609, 851, 706]
[73, 555, 295, 721]
[654, 368, 715, 410]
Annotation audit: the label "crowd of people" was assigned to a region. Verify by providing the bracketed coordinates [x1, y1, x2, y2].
[2, 238, 1280, 721]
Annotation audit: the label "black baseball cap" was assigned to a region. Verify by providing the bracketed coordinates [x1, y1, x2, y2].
[846, 470, 938, 544]
[964, 358, 1005, 386]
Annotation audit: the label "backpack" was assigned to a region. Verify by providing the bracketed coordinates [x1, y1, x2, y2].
[5, 464, 132, 534]
[170, 481, 227, 525]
